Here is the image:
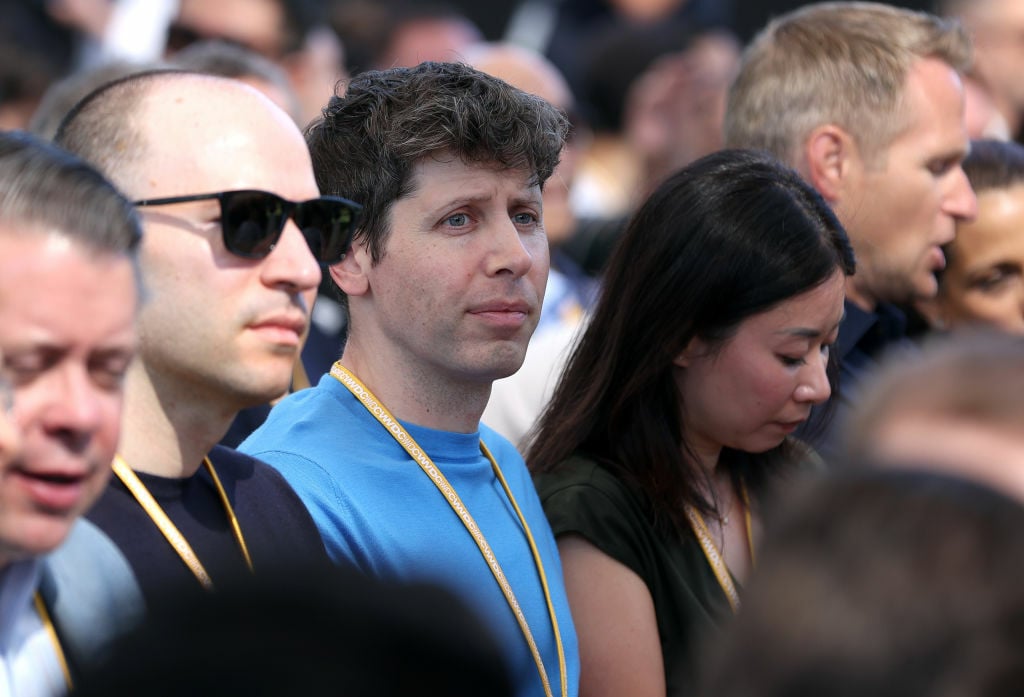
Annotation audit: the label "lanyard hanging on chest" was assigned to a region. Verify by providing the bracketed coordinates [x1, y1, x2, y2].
[683, 485, 755, 613]
[33, 592, 72, 690]
[112, 455, 254, 589]
[330, 362, 568, 697]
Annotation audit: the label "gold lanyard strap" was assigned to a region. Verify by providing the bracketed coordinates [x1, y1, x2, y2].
[330, 362, 567, 697]
[33, 592, 73, 690]
[742, 485, 756, 568]
[205, 457, 254, 570]
[112, 455, 253, 590]
[684, 485, 754, 614]
[486, 442, 569, 697]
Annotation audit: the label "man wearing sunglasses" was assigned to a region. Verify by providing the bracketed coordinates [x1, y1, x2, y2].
[0, 131, 143, 695]
[55, 70, 336, 604]
[240, 62, 580, 697]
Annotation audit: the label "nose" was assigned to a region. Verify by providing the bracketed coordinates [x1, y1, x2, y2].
[486, 218, 539, 279]
[40, 367, 104, 440]
[261, 219, 323, 293]
[943, 166, 978, 223]
[794, 350, 831, 404]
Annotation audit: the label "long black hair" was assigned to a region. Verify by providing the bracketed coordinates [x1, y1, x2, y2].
[527, 148, 855, 532]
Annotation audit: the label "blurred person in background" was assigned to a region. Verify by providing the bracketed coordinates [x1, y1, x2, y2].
[505, 0, 730, 105]
[918, 139, 1024, 335]
[960, 70, 1011, 140]
[941, 0, 1024, 142]
[843, 330, 1024, 501]
[0, 130, 143, 696]
[551, 21, 740, 284]
[374, 2, 483, 69]
[172, 39, 302, 121]
[701, 466, 1024, 697]
[328, 1, 483, 75]
[568, 20, 738, 221]
[0, 0, 80, 130]
[167, 0, 345, 127]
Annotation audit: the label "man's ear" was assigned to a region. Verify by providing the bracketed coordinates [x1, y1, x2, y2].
[803, 124, 859, 204]
[328, 244, 371, 297]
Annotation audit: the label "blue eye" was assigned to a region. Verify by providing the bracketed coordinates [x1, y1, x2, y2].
[446, 213, 469, 227]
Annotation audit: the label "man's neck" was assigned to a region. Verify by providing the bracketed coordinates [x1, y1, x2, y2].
[844, 275, 878, 314]
[338, 342, 490, 434]
[117, 363, 237, 478]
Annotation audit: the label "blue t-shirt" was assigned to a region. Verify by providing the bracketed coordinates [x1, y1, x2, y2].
[240, 372, 580, 697]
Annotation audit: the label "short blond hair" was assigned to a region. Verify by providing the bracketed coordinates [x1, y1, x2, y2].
[725, 2, 971, 166]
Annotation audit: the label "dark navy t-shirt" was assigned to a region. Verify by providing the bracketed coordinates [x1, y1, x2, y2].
[88, 445, 328, 607]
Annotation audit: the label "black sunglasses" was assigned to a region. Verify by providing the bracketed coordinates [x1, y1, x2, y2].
[133, 189, 362, 264]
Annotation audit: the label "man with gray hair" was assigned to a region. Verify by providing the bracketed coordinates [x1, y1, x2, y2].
[725, 2, 979, 458]
[0, 130, 143, 696]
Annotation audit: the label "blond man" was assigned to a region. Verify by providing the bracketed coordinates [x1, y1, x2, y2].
[725, 2, 978, 458]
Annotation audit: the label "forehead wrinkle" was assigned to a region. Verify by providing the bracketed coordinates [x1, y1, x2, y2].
[413, 161, 538, 209]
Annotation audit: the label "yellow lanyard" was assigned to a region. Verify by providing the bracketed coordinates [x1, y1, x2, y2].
[683, 485, 755, 613]
[33, 592, 72, 690]
[112, 455, 254, 589]
[331, 362, 568, 697]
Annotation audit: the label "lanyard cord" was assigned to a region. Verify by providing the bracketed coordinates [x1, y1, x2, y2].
[684, 484, 754, 613]
[33, 592, 72, 690]
[330, 362, 568, 697]
[112, 455, 254, 590]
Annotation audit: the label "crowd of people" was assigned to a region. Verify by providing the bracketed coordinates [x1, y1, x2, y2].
[2, 1, 1024, 696]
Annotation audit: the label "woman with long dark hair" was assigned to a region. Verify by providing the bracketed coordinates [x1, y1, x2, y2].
[527, 148, 856, 696]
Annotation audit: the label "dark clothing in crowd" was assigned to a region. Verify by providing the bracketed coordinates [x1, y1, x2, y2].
[87, 445, 328, 606]
[802, 299, 918, 462]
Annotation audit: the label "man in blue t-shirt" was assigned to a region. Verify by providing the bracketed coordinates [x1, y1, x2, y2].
[241, 62, 580, 697]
